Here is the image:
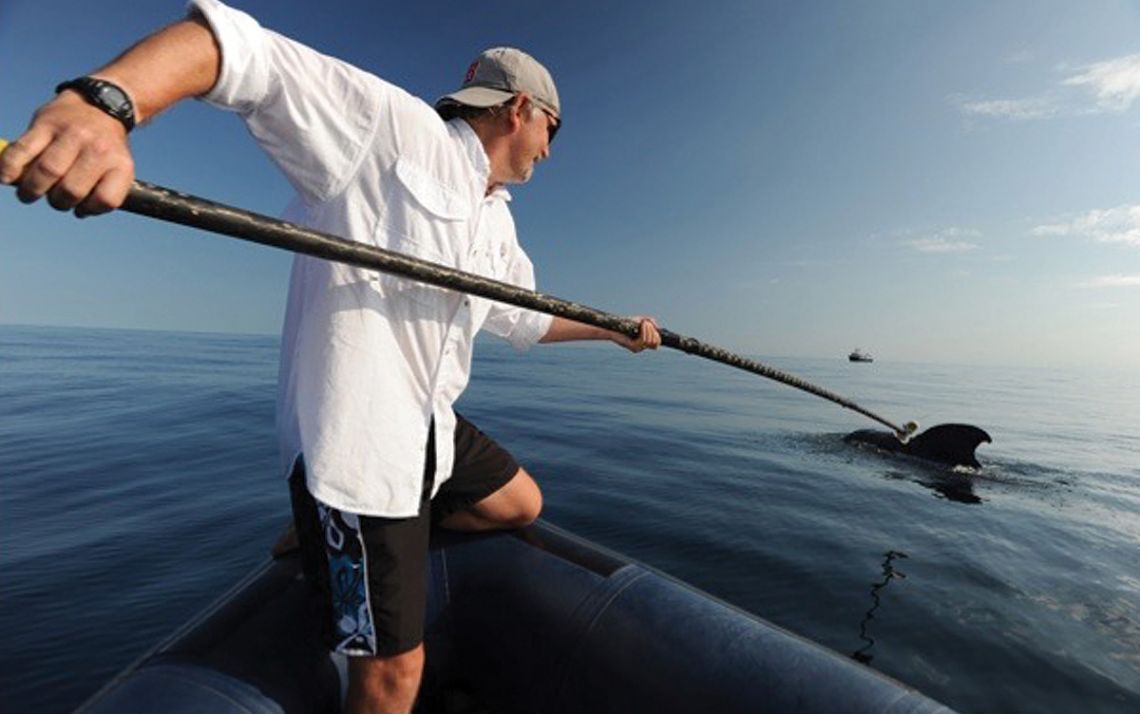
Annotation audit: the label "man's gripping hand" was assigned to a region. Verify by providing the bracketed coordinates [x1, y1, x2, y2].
[0, 89, 135, 217]
[611, 316, 662, 354]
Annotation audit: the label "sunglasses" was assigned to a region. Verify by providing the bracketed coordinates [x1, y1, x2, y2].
[543, 110, 561, 144]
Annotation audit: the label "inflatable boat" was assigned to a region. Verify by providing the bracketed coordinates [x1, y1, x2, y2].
[77, 520, 954, 713]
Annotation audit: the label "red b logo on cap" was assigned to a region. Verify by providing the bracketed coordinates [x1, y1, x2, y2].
[464, 61, 479, 84]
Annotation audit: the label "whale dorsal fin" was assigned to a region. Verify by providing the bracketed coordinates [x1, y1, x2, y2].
[907, 424, 992, 468]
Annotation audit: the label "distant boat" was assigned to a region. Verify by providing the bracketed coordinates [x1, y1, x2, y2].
[849, 349, 873, 363]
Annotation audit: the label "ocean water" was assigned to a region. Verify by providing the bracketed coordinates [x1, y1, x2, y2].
[1, 324, 1137, 712]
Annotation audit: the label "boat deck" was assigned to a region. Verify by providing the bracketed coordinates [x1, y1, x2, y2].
[78, 521, 954, 713]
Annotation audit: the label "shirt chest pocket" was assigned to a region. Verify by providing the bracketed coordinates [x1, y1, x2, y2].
[372, 157, 473, 307]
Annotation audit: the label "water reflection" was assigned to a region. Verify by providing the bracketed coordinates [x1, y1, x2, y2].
[852, 550, 908, 665]
[884, 468, 982, 505]
[916, 472, 982, 504]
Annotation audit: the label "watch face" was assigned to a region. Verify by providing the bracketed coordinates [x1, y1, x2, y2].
[95, 84, 130, 114]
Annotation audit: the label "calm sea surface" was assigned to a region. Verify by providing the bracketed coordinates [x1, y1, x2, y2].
[1, 324, 1138, 712]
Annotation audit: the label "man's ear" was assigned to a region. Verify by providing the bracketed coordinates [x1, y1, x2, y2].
[507, 93, 530, 131]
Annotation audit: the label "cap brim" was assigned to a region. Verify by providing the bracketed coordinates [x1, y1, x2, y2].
[435, 85, 515, 110]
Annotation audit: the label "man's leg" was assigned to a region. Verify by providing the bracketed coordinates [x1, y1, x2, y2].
[436, 466, 542, 531]
[289, 460, 432, 714]
[433, 414, 543, 533]
[346, 646, 425, 714]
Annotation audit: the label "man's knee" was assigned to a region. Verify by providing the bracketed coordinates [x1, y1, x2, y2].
[509, 493, 542, 527]
[507, 468, 542, 527]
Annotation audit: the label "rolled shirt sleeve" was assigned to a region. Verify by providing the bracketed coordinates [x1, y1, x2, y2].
[482, 247, 554, 349]
[492, 304, 554, 350]
[189, 0, 380, 204]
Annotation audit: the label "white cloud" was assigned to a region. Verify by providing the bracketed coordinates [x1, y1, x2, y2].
[1062, 54, 1140, 112]
[905, 228, 981, 253]
[1081, 275, 1140, 288]
[909, 238, 978, 253]
[956, 52, 1140, 121]
[1032, 204, 1140, 247]
[958, 97, 1056, 120]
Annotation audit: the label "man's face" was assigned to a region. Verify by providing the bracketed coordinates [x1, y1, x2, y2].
[505, 101, 558, 184]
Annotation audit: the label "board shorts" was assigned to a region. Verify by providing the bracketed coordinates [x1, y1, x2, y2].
[288, 413, 520, 657]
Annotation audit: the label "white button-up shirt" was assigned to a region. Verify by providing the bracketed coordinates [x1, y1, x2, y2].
[193, 0, 553, 516]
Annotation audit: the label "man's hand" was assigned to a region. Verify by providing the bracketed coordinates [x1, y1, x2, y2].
[540, 315, 662, 352]
[0, 90, 135, 217]
[611, 316, 661, 353]
[1, 14, 223, 217]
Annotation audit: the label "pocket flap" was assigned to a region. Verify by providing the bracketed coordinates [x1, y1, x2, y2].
[393, 157, 470, 221]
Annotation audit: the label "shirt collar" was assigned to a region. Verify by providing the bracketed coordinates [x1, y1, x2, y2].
[448, 118, 512, 203]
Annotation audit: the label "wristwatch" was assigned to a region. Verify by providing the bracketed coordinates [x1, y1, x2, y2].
[55, 77, 137, 133]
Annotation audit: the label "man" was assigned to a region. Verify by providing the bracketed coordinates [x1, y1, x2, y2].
[0, 1, 660, 712]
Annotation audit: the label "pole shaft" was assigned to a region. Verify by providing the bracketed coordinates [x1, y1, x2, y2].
[120, 180, 905, 434]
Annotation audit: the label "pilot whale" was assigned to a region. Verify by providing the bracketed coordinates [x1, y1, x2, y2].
[844, 423, 991, 469]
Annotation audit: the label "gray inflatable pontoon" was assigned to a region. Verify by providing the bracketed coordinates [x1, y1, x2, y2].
[78, 520, 954, 713]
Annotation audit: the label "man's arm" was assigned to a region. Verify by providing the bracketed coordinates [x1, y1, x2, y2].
[0, 15, 220, 216]
[539, 315, 661, 353]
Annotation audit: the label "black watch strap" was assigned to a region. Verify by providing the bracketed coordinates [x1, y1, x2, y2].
[55, 77, 137, 133]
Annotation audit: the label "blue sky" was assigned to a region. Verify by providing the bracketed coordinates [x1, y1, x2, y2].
[2, 0, 1138, 369]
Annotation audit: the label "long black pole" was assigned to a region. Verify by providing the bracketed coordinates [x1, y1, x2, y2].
[0, 133, 907, 438]
[120, 181, 912, 437]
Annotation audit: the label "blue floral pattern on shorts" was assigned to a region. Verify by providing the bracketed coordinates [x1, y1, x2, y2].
[317, 504, 377, 655]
